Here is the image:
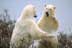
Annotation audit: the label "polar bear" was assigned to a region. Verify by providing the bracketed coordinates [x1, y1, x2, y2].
[10, 4, 54, 48]
[37, 4, 59, 48]
[38, 4, 59, 33]
[30, 4, 59, 48]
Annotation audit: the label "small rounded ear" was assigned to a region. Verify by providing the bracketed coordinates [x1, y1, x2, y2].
[44, 4, 47, 7]
[54, 6, 56, 9]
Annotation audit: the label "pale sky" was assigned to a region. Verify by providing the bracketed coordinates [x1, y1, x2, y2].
[0, 0, 72, 34]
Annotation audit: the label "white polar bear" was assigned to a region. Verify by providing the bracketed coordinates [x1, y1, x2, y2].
[30, 4, 59, 48]
[10, 4, 54, 48]
[37, 4, 59, 48]
[38, 4, 59, 33]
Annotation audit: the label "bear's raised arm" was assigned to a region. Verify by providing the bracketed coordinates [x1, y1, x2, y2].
[27, 19, 55, 39]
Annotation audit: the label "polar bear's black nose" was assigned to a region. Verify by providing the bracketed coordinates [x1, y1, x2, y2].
[34, 15, 37, 18]
[46, 12, 49, 17]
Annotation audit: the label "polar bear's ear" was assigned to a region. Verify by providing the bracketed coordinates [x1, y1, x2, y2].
[54, 6, 56, 10]
[44, 4, 47, 7]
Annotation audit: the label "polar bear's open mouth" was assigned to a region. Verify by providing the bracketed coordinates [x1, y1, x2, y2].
[46, 12, 49, 17]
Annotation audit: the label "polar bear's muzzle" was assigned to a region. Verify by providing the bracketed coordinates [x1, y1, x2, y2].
[34, 15, 37, 18]
[46, 12, 49, 17]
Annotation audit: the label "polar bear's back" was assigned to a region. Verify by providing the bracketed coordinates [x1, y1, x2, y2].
[10, 20, 34, 48]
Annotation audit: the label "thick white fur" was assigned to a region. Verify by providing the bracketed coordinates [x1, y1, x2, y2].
[10, 4, 55, 48]
[38, 4, 59, 33]
[31, 4, 59, 48]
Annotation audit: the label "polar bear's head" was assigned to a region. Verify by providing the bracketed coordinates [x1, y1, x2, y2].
[20, 4, 37, 19]
[44, 4, 56, 17]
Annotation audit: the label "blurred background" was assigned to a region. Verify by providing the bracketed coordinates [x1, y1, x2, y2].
[0, 0, 72, 48]
[0, 0, 72, 34]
